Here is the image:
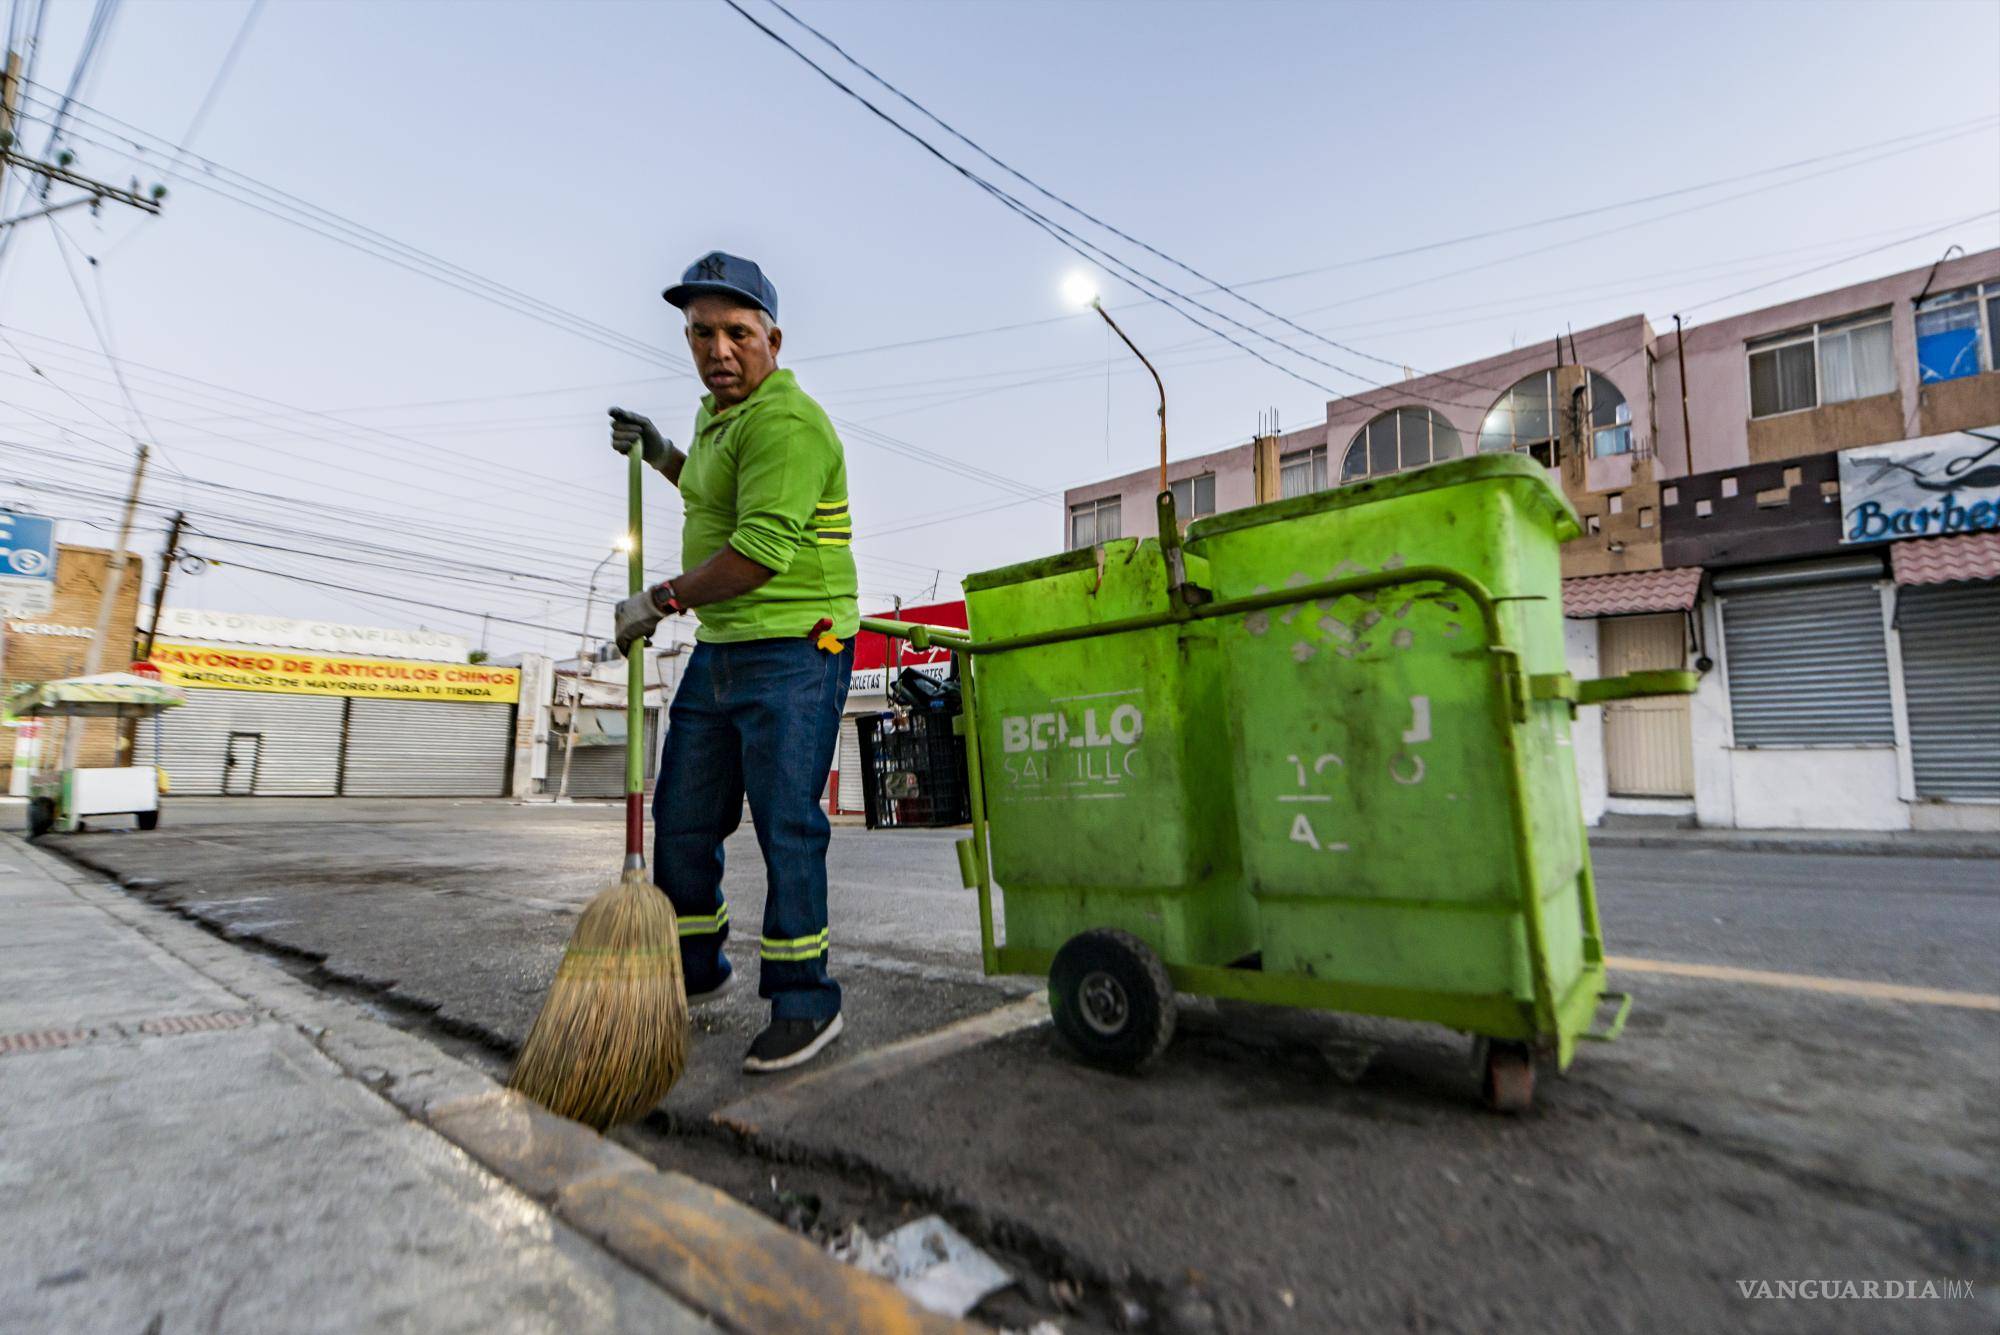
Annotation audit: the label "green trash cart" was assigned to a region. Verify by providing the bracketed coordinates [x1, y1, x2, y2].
[864, 454, 1693, 1110]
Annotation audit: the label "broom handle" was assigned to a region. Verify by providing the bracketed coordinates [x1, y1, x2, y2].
[624, 442, 646, 870]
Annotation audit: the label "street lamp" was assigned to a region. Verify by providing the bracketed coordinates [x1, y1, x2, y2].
[1067, 273, 1167, 496]
[556, 534, 635, 802]
[1067, 274, 1202, 605]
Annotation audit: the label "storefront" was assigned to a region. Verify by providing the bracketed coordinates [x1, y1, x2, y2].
[134, 611, 524, 798]
[1889, 533, 2000, 814]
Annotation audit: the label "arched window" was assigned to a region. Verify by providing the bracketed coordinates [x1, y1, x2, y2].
[1587, 371, 1632, 457]
[1479, 370, 1558, 466]
[1479, 369, 1633, 465]
[1340, 407, 1462, 482]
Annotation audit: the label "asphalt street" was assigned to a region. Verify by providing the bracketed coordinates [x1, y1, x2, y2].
[26, 797, 1999, 1334]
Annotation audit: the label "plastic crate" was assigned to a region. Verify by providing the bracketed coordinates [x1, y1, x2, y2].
[857, 709, 971, 829]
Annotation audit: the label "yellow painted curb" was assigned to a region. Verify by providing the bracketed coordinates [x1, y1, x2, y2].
[1606, 955, 2000, 1011]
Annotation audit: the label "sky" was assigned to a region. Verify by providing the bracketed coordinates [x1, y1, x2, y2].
[2, 0, 1997, 661]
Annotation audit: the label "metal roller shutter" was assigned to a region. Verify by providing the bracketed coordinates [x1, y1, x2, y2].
[1898, 582, 2000, 799]
[136, 689, 343, 795]
[342, 699, 513, 797]
[837, 717, 865, 812]
[561, 744, 627, 799]
[1720, 578, 1894, 747]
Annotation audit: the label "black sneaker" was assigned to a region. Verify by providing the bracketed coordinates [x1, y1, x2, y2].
[742, 1014, 844, 1074]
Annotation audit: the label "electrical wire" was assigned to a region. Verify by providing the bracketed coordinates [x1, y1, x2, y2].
[716, 0, 1442, 408]
[167, 0, 264, 172]
[752, 0, 1502, 401]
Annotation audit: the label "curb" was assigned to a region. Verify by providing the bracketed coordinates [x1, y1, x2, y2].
[10, 835, 974, 1335]
[1588, 832, 2000, 860]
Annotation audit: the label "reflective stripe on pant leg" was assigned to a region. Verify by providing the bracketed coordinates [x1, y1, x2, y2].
[759, 929, 829, 961]
[679, 903, 731, 937]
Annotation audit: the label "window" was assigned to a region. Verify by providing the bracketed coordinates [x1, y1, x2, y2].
[1340, 407, 1462, 482]
[1068, 496, 1120, 549]
[1747, 310, 1894, 417]
[1479, 370, 1558, 466]
[1589, 372, 1632, 457]
[1168, 472, 1216, 520]
[1279, 445, 1328, 498]
[1915, 281, 2000, 383]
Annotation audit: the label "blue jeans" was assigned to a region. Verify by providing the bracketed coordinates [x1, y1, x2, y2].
[653, 637, 852, 1021]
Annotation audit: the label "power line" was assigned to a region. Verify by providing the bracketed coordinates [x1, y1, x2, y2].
[716, 0, 1432, 407]
[168, 0, 263, 171]
[753, 0, 1502, 403]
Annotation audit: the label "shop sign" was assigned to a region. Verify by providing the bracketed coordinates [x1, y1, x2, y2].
[154, 609, 469, 661]
[152, 641, 520, 703]
[0, 510, 56, 616]
[1839, 428, 2000, 545]
[852, 599, 965, 694]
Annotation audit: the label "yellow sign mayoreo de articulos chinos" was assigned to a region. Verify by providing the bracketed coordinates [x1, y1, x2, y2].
[151, 642, 521, 704]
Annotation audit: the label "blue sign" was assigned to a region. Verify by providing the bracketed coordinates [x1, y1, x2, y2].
[1838, 431, 2000, 545]
[0, 510, 57, 581]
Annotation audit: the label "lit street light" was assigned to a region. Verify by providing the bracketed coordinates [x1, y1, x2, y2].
[1065, 274, 1203, 604]
[1066, 273, 1168, 496]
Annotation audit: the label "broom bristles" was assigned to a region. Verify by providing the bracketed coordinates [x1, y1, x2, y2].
[508, 869, 690, 1130]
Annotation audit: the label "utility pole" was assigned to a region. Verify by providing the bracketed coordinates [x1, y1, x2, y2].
[140, 510, 185, 658]
[0, 46, 164, 222]
[1, 49, 21, 154]
[1, 46, 163, 293]
[1673, 315, 1695, 476]
[59, 445, 146, 772]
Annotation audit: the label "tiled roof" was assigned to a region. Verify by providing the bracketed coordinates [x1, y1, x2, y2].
[1890, 532, 2000, 586]
[1561, 567, 1703, 618]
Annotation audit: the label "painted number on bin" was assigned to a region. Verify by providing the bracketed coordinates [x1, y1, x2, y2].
[1279, 694, 1432, 851]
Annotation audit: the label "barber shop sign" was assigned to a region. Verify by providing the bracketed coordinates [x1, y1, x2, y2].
[1839, 427, 2000, 545]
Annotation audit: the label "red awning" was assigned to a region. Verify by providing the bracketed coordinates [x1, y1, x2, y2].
[1890, 532, 2000, 587]
[1561, 567, 1703, 618]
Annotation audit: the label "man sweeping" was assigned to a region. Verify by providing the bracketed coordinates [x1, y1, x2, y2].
[610, 251, 858, 1073]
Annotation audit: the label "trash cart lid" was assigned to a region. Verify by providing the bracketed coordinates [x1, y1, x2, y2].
[8, 672, 188, 718]
[1185, 452, 1580, 545]
[963, 537, 1149, 594]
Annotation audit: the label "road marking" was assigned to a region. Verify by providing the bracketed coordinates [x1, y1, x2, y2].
[1606, 956, 2000, 1011]
[711, 995, 1049, 1136]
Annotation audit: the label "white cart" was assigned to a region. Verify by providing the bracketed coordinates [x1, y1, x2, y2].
[12, 672, 185, 838]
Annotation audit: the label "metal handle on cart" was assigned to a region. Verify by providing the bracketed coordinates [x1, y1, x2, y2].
[1529, 669, 1699, 715]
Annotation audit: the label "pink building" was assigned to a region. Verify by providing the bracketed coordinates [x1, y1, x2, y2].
[1062, 246, 2000, 831]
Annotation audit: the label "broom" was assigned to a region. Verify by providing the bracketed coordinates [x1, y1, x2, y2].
[508, 440, 689, 1130]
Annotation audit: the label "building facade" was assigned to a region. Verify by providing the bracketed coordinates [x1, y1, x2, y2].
[1061, 247, 2000, 831]
[136, 610, 538, 798]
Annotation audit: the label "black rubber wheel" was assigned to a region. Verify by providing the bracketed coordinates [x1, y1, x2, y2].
[27, 797, 54, 840]
[136, 809, 160, 831]
[1049, 928, 1176, 1072]
[1480, 1040, 1537, 1113]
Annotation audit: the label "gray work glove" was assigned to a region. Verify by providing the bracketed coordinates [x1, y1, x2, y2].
[613, 582, 682, 651]
[609, 408, 674, 471]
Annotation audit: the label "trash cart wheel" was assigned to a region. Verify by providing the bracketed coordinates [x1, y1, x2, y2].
[1049, 928, 1176, 1072]
[1480, 1040, 1536, 1113]
[27, 797, 55, 840]
[136, 810, 160, 831]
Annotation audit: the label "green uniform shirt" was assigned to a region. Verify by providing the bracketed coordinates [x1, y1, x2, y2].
[679, 368, 860, 644]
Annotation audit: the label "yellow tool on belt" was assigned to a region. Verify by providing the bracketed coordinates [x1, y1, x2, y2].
[809, 618, 844, 653]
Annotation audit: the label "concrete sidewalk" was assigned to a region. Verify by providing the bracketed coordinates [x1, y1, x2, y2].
[1588, 824, 2000, 859]
[0, 835, 965, 1335]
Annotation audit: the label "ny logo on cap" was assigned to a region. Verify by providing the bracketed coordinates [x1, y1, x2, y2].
[694, 254, 729, 281]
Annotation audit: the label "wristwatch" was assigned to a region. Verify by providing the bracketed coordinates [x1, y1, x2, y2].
[650, 579, 687, 615]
